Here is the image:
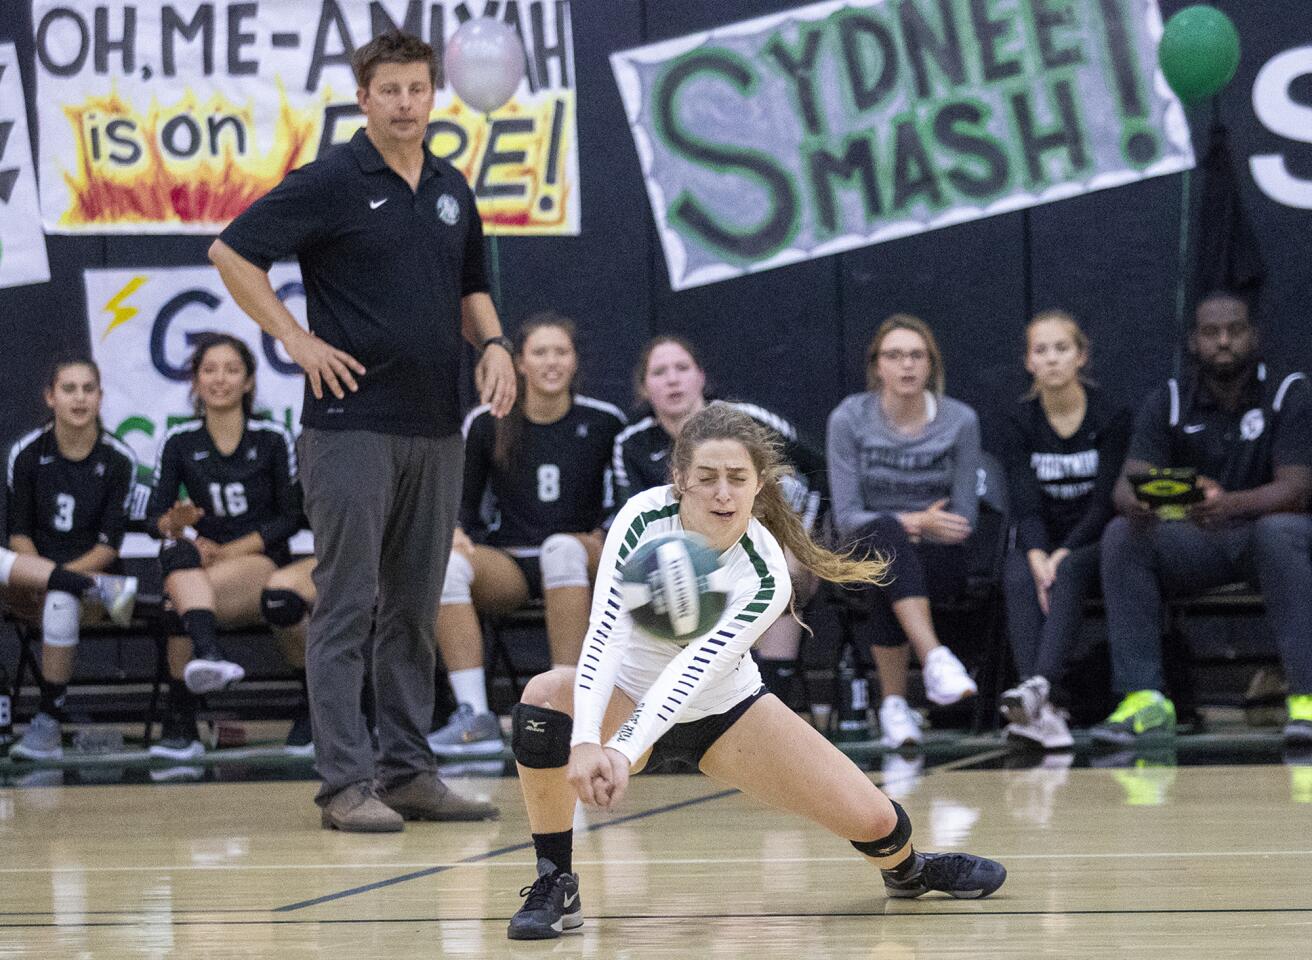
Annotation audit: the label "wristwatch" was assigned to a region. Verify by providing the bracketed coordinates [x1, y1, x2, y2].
[481, 335, 513, 354]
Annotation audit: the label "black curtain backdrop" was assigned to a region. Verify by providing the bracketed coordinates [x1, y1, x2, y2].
[2, 0, 1310, 459]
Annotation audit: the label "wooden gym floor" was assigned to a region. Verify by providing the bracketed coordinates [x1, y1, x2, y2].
[4, 738, 1312, 958]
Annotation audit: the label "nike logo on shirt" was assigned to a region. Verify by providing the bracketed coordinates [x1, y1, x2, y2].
[370, 198, 388, 209]
[39, 455, 56, 465]
[650, 450, 667, 462]
[1182, 424, 1206, 434]
[193, 451, 210, 460]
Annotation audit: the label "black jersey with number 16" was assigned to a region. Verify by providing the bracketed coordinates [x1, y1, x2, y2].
[146, 418, 301, 550]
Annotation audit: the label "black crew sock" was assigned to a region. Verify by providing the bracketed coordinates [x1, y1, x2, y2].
[882, 848, 922, 880]
[532, 830, 574, 875]
[168, 679, 197, 714]
[757, 657, 798, 703]
[38, 677, 68, 720]
[49, 568, 94, 596]
[181, 609, 221, 659]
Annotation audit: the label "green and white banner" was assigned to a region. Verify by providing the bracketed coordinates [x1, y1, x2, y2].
[612, 0, 1193, 290]
[84, 265, 306, 477]
[0, 43, 50, 289]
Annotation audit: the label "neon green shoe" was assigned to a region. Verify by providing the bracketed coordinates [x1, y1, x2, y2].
[1090, 691, 1176, 746]
[1285, 694, 1312, 746]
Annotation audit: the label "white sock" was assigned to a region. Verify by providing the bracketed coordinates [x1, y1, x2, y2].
[449, 667, 488, 715]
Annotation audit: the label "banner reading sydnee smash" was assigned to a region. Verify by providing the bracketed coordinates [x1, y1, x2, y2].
[612, 0, 1193, 290]
[85, 265, 307, 478]
[35, 0, 578, 235]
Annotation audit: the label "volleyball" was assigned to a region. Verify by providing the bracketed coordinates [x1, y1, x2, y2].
[618, 533, 730, 643]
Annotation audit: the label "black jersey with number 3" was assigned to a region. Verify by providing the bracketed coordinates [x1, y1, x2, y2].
[461, 397, 626, 548]
[147, 418, 301, 550]
[6, 426, 137, 564]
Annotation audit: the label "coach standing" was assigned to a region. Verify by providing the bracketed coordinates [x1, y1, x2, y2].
[209, 31, 513, 831]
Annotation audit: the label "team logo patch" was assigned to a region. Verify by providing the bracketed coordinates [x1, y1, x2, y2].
[436, 193, 460, 226]
[1241, 408, 1265, 441]
[576, 424, 588, 438]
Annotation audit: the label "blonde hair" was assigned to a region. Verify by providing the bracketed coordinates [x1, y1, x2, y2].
[865, 314, 945, 395]
[671, 403, 887, 587]
[1023, 309, 1094, 400]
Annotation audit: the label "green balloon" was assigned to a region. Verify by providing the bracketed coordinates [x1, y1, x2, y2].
[1159, 4, 1241, 104]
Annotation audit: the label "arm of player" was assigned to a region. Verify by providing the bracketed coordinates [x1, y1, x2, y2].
[604, 549, 792, 766]
[6, 441, 39, 550]
[570, 498, 647, 746]
[825, 402, 881, 538]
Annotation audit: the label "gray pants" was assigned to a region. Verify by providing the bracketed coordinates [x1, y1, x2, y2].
[1100, 513, 1312, 695]
[298, 428, 464, 802]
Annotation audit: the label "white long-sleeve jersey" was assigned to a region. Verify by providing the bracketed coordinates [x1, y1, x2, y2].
[571, 485, 792, 765]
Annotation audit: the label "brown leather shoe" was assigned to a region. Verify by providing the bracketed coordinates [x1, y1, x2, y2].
[376, 772, 499, 822]
[320, 782, 405, 832]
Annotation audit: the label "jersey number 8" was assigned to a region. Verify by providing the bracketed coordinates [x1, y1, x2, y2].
[537, 465, 560, 503]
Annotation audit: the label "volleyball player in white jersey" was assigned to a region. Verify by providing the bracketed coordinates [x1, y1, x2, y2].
[504, 403, 1005, 940]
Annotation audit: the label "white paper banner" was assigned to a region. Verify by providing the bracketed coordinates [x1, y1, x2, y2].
[33, 0, 579, 235]
[84, 265, 307, 477]
[612, 0, 1194, 290]
[0, 43, 51, 289]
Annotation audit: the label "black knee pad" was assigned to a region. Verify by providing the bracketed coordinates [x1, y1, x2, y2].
[510, 703, 573, 769]
[159, 539, 202, 577]
[851, 799, 913, 858]
[260, 588, 307, 627]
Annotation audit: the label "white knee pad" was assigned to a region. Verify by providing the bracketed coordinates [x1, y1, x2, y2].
[42, 591, 81, 648]
[0, 546, 15, 586]
[540, 534, 590, 591]
[440, 551, 475, 606]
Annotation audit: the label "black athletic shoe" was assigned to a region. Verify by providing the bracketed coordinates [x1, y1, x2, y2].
[882, 851, 1007, 900]
[507, 857, 583, 940]
[150, 710, 205, 761]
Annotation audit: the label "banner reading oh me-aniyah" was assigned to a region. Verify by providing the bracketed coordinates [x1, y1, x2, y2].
[33, 0, 579, 235]
[612, 0, 1193, 290]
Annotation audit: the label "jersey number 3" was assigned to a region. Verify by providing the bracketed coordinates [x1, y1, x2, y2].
[53, 493, 76, 532]
[537, 465, 560, 503]
[208, 482, 248, 517]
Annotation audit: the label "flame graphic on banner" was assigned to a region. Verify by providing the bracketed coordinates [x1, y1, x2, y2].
[60, 89, 319, 228]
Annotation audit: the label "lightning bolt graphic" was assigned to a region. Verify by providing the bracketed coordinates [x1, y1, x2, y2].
[101, 276, 148, 339]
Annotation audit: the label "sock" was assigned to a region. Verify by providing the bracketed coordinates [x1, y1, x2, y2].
[49, 568, 94, 595]
[881, 848, 922, 880]
[449, 667, 489, 714]
[757, 657, 797, 702]
[181, 610, 221, 659]
[168, 679, 197, 717]
[532, 830, 573, 875]
[38, 677, 68, 720]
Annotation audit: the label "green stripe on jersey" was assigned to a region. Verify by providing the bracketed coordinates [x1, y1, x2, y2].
[616, 502, 680, 562]
[735, 532, 776, 620]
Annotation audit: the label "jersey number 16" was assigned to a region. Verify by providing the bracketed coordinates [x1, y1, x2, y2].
[208, 482, 248, 517]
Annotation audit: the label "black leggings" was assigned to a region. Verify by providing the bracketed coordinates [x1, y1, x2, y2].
[850, 515, 967, 648]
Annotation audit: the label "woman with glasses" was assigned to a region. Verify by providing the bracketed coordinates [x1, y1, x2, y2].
[826, 315, 981, 749]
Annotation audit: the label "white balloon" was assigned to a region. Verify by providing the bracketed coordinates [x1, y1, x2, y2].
[445, 18, 527, 114]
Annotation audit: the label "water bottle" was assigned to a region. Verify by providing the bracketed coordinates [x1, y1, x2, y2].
[833, 644, 871, 742]
[72, 727, 124, 754]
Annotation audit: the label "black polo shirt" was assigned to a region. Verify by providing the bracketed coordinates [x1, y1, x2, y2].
[219, 129, 488, 438]
[1127, 363, 1312, 491]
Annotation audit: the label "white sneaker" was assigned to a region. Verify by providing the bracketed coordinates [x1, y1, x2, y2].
[1000, 675, 1051, 726]
[878, 696, 923, 749]
[183, 657, 245, 695]
[922, 647, 977, 706]
[1006, 701, 1074, 750]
